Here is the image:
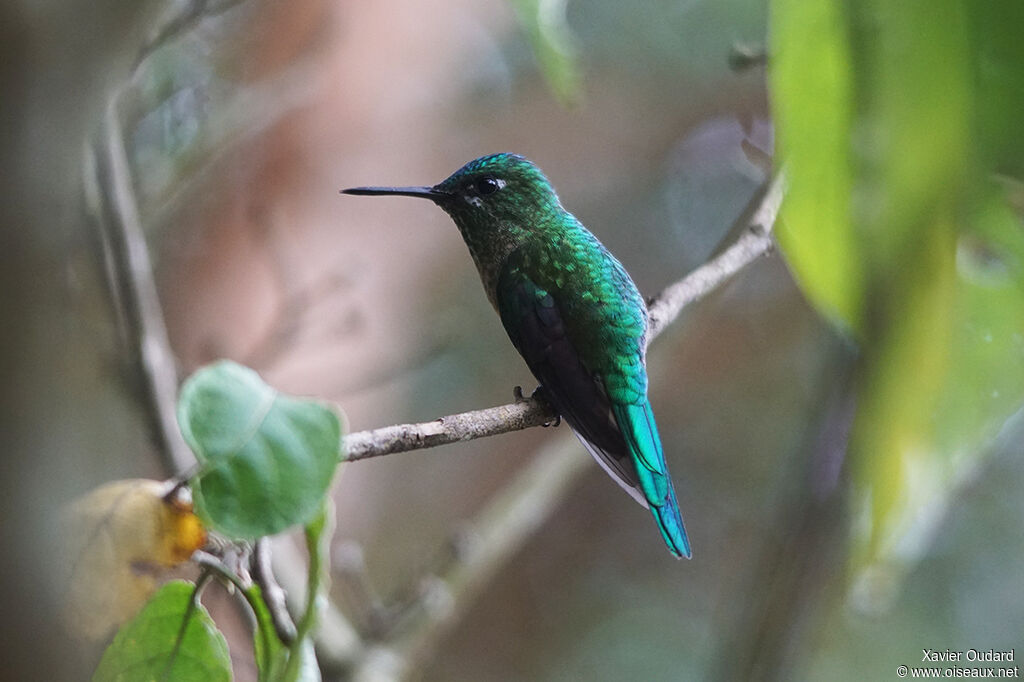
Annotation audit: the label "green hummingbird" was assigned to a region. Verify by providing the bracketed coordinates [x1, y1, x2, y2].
[342, 153, 691, 558]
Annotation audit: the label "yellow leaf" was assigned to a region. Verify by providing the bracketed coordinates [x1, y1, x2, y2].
[60, 479, 207, 642]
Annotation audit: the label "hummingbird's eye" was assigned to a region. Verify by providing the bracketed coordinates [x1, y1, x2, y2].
[475, 176, 501, 196]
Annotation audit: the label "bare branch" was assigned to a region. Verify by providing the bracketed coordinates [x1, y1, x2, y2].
[341, 172, 786, 463]
[252, 539, 298, 645]
[343, 395, 557, 462]
[134, 0, 251, 70]
[85, 98, 197, 475]
[646, 171, 785, 340]
[333, 542, 392, 638]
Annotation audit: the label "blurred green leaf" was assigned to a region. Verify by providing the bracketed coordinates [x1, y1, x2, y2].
[940, 192, 1024, 448]
[769, 0, 862, 331]
[770, 0, 1024, 605]
[848, 187, 1024, 606]
[848, 219, 958, 577]
[508, 0, 582, 105]
[93, 580, 230, 682]
[971, 2, 1024, 177]
[281, 503, 331, 682]
[179, 360, 342, 539]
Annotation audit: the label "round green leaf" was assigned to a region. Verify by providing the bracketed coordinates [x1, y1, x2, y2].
[92, 580, 230, 682]
[178, 361, 342, 539]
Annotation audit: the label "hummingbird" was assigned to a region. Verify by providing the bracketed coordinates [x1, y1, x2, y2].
[342, 153, 691, 558]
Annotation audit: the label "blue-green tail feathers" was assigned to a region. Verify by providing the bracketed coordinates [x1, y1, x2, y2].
[612, 401, 692, 559]
[649, 476, 691, 560]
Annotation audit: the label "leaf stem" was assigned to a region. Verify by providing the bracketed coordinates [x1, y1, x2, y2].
[282, 501, 334, 682]
[193, 550, 284, 677]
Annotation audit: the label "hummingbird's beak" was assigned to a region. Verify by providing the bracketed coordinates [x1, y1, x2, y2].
[340, 186, 450, 203]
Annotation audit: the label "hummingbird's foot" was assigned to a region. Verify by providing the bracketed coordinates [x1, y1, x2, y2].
[512, 385, 560, 425]
[529, 386, 561, 427]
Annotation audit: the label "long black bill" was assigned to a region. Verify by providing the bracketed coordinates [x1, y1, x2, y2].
[340, 186, 449, 202]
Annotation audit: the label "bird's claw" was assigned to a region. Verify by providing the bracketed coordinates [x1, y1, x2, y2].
[529, 386, 561, 427]
[512, 385, 560, 426]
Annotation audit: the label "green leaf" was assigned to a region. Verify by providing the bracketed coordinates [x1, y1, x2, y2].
[769, 0, 1024, 607]
[841, 0, 1023, 599]
[971, 2, 1024, 177]
[769, 0, 862, 331]
[282, 503, 332, 682]
[93, 580, 230, 682]
[508, 0, 582, 106]
[848, 219, 959, 578]
[179, 361, 342, 539]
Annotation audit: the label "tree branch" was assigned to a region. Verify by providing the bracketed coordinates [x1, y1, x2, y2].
[646, 171, 785, 339]
[343, 395, 557, 462]
[252, 538, 298, 645]
[341, 172, 786, 463]
[83, 97, 197, 475]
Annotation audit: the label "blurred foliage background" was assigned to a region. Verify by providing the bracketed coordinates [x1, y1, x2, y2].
[2, 0, 1022, 680]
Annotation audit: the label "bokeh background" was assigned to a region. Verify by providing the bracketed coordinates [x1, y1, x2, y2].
[3, 0, 1022, 680]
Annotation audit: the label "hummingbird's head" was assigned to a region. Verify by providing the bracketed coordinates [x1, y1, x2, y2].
[342, 153, 564, 229]
[431, 153, 562, 224]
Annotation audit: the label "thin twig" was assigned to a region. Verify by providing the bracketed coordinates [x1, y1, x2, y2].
[195, 548, 288, 673]
[646, 171, 785, 339]
[91, 98, 196, 474]
[332, 542, 390, 638]
[134, 0, 251, 70]
[252, 539, 298, 645]
[135, 0, 207, 69]
[343, 395, 557, 462]
[340, 172, 786, 463]
[193, 550, 251, 591]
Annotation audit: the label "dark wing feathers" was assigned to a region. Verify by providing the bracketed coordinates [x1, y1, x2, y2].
[495, 262, 644, 500]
